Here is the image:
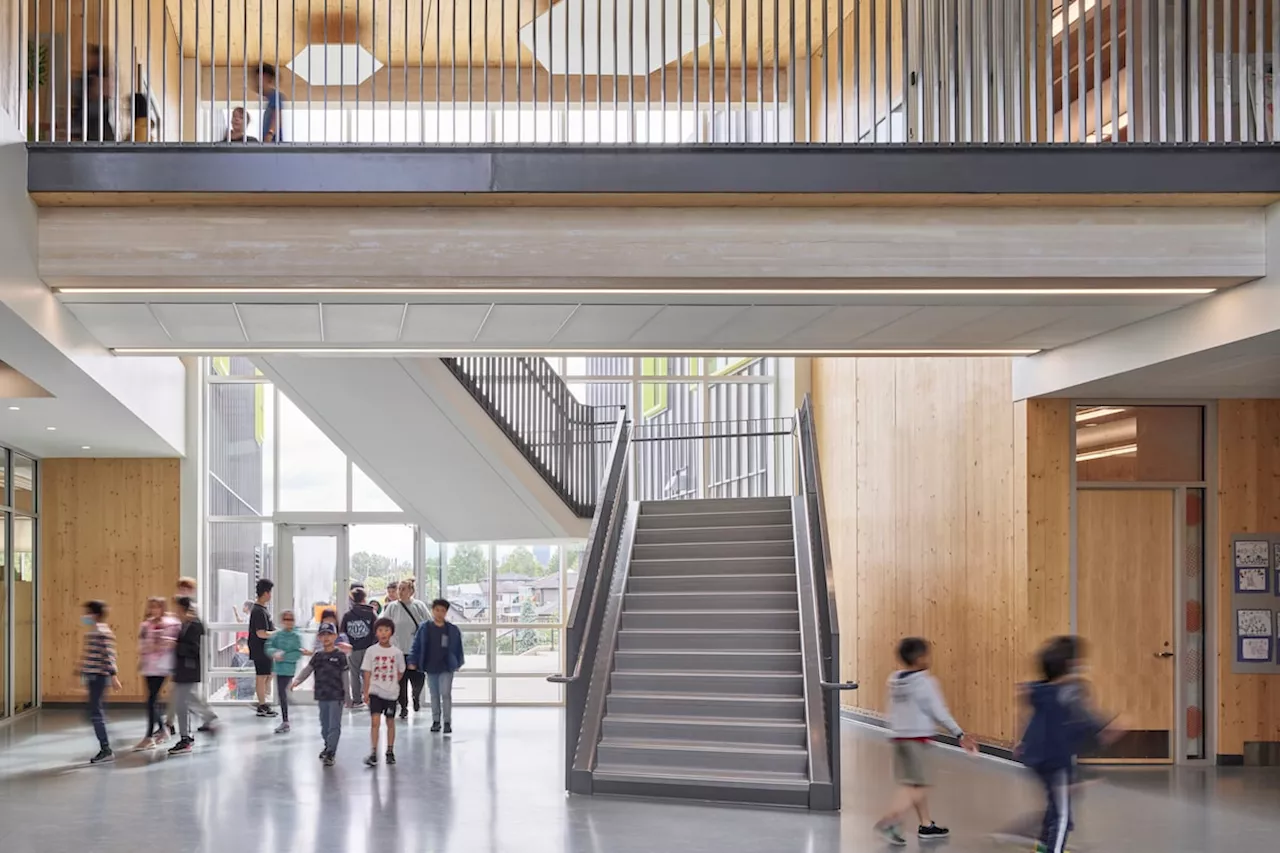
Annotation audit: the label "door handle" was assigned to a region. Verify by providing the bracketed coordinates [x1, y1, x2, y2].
[1155, 651, 1175, 659]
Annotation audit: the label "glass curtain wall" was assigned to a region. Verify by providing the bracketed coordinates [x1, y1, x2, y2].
[202, 356, 782, 705]
[0, 444, 39, 719]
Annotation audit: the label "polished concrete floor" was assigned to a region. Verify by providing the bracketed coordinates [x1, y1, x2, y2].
[1, 705, 1278, 853]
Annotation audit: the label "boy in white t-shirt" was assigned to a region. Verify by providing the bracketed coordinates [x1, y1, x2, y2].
[361, 617, 406, 766]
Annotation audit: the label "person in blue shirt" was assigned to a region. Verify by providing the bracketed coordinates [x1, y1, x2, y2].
[408, 599, 464, 734]
[1013, 636, 1120, 853]
[257, 63, 285, 143]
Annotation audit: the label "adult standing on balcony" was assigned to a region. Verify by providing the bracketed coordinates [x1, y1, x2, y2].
[381, 580, 429, 719]
[257, 64, 286, 144]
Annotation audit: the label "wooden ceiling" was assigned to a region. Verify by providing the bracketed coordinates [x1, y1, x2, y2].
[165, 0, 854, 68]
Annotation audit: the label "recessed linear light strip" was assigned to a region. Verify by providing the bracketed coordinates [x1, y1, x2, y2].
[110, 346, 1042, 357]
[55, 286, 1218, 297]
[1075, 443, 1138, 462]
[1075, 406, 1128, 423]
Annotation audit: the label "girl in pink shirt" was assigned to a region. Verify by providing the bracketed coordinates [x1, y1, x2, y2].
[136, 597, 180, 750]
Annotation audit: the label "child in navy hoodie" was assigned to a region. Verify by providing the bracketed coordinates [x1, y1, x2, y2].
[1015, 636, 1118, 853]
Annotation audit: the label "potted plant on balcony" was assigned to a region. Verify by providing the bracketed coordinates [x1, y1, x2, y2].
[27, 38, 48, 141]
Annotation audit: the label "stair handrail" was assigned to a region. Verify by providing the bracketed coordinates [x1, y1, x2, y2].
[794, 394, 852, 807]
[547, 407, 631, 789]
[441, 357, 615, 516]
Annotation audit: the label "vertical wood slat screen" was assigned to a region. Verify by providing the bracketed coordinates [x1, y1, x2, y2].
[20, 0, 1279, 144]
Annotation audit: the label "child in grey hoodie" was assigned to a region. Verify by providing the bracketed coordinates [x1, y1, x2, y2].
[874, 637, 977, 846]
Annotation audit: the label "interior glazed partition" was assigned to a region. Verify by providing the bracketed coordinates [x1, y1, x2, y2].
[18, 0, 1279, 146]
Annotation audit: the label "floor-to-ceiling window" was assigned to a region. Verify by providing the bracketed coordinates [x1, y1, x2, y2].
[200, 356, 784, 705]
[0, 444, 39, 719]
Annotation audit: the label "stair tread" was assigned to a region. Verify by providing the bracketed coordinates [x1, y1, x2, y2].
[616, 669, 801, 676]
[625, 609, 799, 615]
[600, 737, 807, 755]
[626, 590, 797, 597]
[619, 625, 798, 630]
[631, 555, 794, 562]
[592, 764, 810, 788]
[616, 648, 800, 655]
[607, 690, 803, 702]
[604, 713, 805, 729]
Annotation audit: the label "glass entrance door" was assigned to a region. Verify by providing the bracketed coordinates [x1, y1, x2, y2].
[277, 525, 348, 704]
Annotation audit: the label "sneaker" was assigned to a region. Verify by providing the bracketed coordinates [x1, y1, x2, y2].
[399, 708, 409, 720]
[874, 823, 907, 847]
[166, 723, 177, 736]
[274, 722, 291, 734]
[322, 753, 336, 767]
[412, 698, 421, 712]
[133, 736, 155, 751]
[385, 749, 396, 765]
[430, 722, 442, 733]
[196, 721, 218, 734]
[153, 732, 169, 745]
[918, 823, 951, 840]
[256, 705, 279, 717]
[350, 701, 365, 710]
[89, 747, 114, 764]
[364, 752, 378, 767]
[167, 739, 193, 756]
[443, 722, 452, 735]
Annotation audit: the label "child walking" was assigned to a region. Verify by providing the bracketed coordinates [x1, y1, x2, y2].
[80, 600, 122, 764]
[874, 637, 977, 846]
[1014, 636, 1118, 853]
[136, 596, 179, 750]
[362, 616, 406, 766]
[292, 622, 349, 766]
[408, 598, 464, 734]
[265, 610, 305, 734]
[168, 597, 218, 754]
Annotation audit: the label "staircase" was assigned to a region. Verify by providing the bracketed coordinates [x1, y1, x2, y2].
[590, 496, 812, 807]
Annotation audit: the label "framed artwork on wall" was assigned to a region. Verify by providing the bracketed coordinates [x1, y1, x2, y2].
[1238, 636, 1273, 663]
[1237, 566, 1270, 593]
[1237, 608, 1273, 638]
[1234, 540, 1270, 568]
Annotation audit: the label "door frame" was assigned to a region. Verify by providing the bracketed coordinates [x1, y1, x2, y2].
[1069, 400, 1217, 766]
[276, 523, 349, 705]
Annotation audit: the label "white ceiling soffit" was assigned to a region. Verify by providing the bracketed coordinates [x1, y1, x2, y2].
[519, 0, 721, 75]
[62, 296, 1211, 352]
[286, 44, 383, 86]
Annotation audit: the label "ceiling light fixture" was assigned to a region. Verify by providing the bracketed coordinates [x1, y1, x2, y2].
[1075, 443, 1138, 462]
[46, 426, 56, 431]
[54, 286, 1218, 297]
[110, 346, 1042, 357]
[6, 405, 18, 410]
[81, 445, 92, 450]
[1075, 406, 1128, 423]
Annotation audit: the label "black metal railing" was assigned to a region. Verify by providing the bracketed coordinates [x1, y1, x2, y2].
[442, 356, 616, 517]
[632, 416, 795, 501]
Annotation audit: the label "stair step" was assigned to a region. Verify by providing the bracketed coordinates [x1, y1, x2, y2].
[628, 556, 797, 577]
[610, 670, 804, 696]
[602, 714, 808, 747]
[597, 738, 809, 775]
[640, 497, 792, 515]
[624, 591, 798, 611]
[634, 524, 794, 545]
[628, 573, 797, 595]
[630, 540, 796, 560]
[590, 765, 811, 807]
[621, 609, 800, 631]
[606, 692, 806, 720]
[615, 649, 802, 673]
[639, 510, 794, 530]
[617, 629, 801, 652]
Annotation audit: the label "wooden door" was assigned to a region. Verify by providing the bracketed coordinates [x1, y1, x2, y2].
[1077, 489, 1176, 762]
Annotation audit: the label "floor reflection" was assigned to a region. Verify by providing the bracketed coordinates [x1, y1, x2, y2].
[0, 707, 1276, 853]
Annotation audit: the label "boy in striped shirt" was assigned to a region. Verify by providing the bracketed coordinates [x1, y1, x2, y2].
[80, 600, 122, 763]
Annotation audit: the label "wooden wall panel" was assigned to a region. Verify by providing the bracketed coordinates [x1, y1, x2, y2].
[814, 357, 1030, 745]
[1216, 401, 1280, 756]
[40, 458, 181, 703]
[1024, 398, 1072, 644]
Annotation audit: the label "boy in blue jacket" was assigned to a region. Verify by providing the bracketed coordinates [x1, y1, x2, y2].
[408, 598, 464, 734]
[1016, 636, 1119, 853]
